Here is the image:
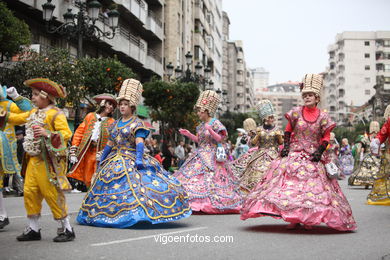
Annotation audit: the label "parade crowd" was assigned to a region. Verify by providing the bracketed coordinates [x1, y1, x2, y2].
[1, 73, 390, 243]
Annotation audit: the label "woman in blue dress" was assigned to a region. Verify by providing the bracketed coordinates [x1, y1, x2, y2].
[77, 79, 192, 228]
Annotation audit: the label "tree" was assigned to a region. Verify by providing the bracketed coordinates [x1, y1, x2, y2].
[78, 57, 136, 96]
[0, 48, 83, 107]
[0, 2, 31, 58]
[0, 48, 135, 108]
[143, 79, 200, 140]
[333, 122, 369, 144]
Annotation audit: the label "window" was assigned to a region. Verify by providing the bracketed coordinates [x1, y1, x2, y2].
[194, 46, 203, 60]
[365, 65, 370, 70]
[385, 64, 390, 72]
[384, 40, 390, 47]
[365, 77, 371, 83]
[364, 53, 370, 58]
[364, 41, 370, 46]
[365, 90, 371, 95]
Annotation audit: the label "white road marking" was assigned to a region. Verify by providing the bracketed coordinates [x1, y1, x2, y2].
[8, 211, 79, 219]
[90, 226, 208, 247]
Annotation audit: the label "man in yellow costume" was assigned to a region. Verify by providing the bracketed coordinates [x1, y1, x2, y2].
[369, 104, 390, 205]
[0, 78, 75, 242]
[0, 85, 32, 229]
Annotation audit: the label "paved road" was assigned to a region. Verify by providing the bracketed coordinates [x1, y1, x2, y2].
[1, 179, 389, 260]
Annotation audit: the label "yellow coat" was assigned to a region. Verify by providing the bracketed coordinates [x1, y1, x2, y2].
[0, 97, 32, 173]
[3, 106, 72, 191]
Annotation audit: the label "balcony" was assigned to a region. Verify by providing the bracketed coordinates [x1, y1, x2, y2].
[236, 62, 244, 71]
[337, 76, 345, 85]
[116, 0, 147, 25]
[338, 88, 345, 98]
[146, 49, 163, 76]
[338, 100, 346, 110]
[377, 70, 390, 78]
[145, 10, 163, 39]
[194, 32, 205, 50]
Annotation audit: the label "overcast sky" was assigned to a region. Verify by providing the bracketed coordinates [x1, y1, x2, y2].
[222, 0, 390, 85]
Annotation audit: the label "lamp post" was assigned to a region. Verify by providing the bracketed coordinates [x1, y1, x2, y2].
[42, 0, 119, 128]
[42, 0, 119, 59]
[165, 51, 213, 90]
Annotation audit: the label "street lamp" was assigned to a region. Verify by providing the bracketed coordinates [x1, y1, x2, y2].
[165, 51, 213, 90]
[166, 62, 174, 79]
[41, 0, 120, 129]
[42, 0, 119, 59]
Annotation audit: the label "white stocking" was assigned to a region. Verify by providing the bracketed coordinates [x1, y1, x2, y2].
[0, 193, 7, 218]
[28, 216, 40, 232]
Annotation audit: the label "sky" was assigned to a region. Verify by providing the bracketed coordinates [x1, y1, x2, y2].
[222, 0, 390, 85]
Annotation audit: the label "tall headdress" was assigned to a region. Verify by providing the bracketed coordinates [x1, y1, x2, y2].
[117, 79, 143, 106]
[301, 73, 323, 96]
[243, 118, 257, 132]
[194, 90, 221, 116]
[256, 99, 275, 122]
[369, 121, 380, 134]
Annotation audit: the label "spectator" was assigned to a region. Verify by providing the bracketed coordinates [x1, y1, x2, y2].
[162, 142, 174, 171]
[153, 149, 164, 164]
[175, 141, 186, 168]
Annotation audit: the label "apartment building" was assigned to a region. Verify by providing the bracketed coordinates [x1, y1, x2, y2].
[251, 67, 270, 102]
[323, 31, 390, 124]
[3, 0, 164, 81]
[164, 0, 223, 91]
[256, 82, 302, 128]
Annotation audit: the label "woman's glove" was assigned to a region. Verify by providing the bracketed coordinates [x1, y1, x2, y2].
[205, 123, 223, 142]
[135, 142, 145, 170]
[179, 128, 198, 143]
[311, 141, 328, 162]
[280, 131, 291, 157]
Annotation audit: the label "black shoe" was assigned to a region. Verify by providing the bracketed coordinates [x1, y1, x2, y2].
[0, 217, 9, 229]
[17, 227, 41, 241]
[53, 228, 75, 242]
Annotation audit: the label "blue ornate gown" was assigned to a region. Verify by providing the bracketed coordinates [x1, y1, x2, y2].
[77, 116, 192, 228]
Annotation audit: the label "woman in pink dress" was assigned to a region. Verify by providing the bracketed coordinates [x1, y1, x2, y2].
[241, 74, 357, 231]
[174, 90, 242, 213]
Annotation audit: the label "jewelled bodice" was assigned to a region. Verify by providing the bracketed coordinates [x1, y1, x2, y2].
[196, 119, 227, 147]
[286, 107, 335, 155]
[256, 125, 282, 151]
[109, 117, 147, 149]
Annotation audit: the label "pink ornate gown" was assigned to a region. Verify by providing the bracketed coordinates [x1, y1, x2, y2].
[241, 107, 357, 231]
[174, 119, 243, 213]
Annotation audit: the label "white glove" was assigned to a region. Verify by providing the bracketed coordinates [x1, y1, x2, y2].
[370, 138, 380, 155]
[6, 87, 20, 99]
[69, 155, 78, 164]
[96, 151, 103, 162]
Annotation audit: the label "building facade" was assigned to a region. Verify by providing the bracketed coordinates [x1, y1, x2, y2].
[323, 31, 390, 125]
[2, 0, 165, 81]
[164, 0, 223, 91]
[250, 67, 269, 102]
[256, 82, 302, 128]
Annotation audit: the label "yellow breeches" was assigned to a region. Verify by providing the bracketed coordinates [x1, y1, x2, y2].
[24, 157, 68, 219]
